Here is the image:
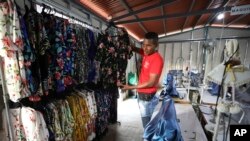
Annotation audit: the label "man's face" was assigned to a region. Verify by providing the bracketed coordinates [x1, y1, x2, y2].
[142, 39, 157, 55]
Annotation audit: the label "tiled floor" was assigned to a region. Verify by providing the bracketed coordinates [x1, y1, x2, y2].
[101, 96, 144, 141]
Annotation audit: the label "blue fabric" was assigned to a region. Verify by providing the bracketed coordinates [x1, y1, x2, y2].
[142, 116, 151, 128]
[143, 96, 183, 141]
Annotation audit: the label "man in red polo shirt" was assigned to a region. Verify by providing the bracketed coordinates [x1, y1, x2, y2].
[121, 32, 164, 128]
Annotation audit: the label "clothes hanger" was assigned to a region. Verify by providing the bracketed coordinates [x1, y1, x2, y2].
[23, 0, 30, 18]
[41, 3, 46, 14]
[28, 0, 36, 12]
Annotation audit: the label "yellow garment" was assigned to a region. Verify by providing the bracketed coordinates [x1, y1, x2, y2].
[67, 93, 91, 141]
[226, 64, 245, 82]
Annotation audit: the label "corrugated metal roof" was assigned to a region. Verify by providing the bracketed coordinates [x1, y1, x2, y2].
[77, 0, 250, 40]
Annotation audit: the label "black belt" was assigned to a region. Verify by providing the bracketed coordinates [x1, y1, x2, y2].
[138, 92, 155, 101]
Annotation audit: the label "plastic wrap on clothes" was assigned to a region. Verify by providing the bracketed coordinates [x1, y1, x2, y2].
[160, 73, 179, 98]
[207, 82, 220, 95]
[143, 96, 183, 141]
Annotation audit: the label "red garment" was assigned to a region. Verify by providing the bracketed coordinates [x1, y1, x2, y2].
[137, 50, 163, 94]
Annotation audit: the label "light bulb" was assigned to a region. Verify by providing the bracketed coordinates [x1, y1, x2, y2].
[217, 13, 224, 20]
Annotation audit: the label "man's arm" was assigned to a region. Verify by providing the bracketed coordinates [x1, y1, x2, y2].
[122, 73, 160, 90]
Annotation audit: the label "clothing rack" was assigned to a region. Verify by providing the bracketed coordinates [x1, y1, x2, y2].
[33, 0, 101, 33]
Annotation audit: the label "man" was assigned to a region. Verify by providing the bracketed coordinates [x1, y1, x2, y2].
[121, 32, 164, 128]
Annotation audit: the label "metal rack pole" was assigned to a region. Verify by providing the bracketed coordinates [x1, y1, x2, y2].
[0, 57, 13, 141]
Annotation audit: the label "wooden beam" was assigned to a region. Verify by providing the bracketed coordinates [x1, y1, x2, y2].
[161, 5, 167, 34]
[225, 14, 247, 27]
[119, 0, 147, 33]
[194, 0, 215, 27]
[115, 6, 232, 25]
[111, 0, 177, 21]
[182, 0, 196, 30]
[205, 0, 230, 26]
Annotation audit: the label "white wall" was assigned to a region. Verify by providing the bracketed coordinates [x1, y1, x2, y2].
[156, 27, 250, 84]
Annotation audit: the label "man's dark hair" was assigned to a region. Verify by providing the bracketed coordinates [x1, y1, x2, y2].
[145, 32, 158, 44]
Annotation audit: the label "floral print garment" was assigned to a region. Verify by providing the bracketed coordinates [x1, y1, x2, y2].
[0, 0, 30, 102]
[94, 90, 109, 136]
[47, 103, 65, 140]
[47, 18, 77, 93]
[116, 34, 133, 84]
[55, 100, 75, 140]
[74, 26, 89, 84]
[24, 7, 51, 96]
[63, 20, 76, 87]
[19, 14, 36, 95]
[67, 93, 91, 141]
[21, 107, 49, 141]
[3, 107, 49, 141]
[95, 34, 118, 89]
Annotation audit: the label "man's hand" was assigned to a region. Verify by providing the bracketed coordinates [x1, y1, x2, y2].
[121, 84, 131, 91]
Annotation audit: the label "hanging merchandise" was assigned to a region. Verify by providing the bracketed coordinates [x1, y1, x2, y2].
[86, 29, 99, 84]
[0, 0, 31, 102]
[96, 25, 132, 88]
[0, 0, 114, 140]
[116, 27, 133, 84]
[95, 25, 133, 124]
[96, 33, 118, 89]
[74, 27, 89, 84]
[2, 107, 49, 141]
[23, 1, 51, 97]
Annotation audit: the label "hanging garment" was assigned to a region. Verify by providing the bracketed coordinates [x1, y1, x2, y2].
[48, 18, 67, 93]
[0, 0, 30, 102]
[54, 100, 75, 140]
[21, 107, 49, 141]
[47, 103, 65, 140]
[143, 96, 183, 141]
[74, 26, 89, 84]
[2, 107, 49, 141]
[67, 93, 91, 141]
[18, 8, 37, 95]
[95, 34, 118, 89]
[106, 87, 119, 123]
[63, 20, 76, 87]
[94, 90, 109, 136]
[23, 5, 51, 96]
[116, 30, 133, 84]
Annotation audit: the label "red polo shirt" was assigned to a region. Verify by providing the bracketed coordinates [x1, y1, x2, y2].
[137, 50, 163, 94]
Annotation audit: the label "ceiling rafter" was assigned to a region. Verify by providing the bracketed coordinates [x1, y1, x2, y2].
[160, 0, 167, 35]
[225, 14, 248, 27]
[194, 0, 214, 27]
[182, 0, 196, 30]
[119, 0, 148, 33]
[115, 6, 232, 25]
[111, 0, 177, 22]
[205, 0, 230, 26]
